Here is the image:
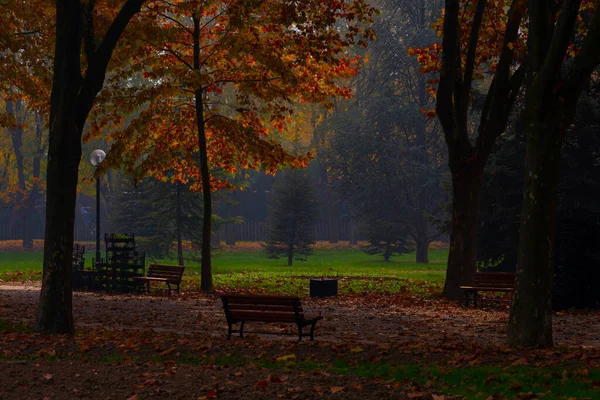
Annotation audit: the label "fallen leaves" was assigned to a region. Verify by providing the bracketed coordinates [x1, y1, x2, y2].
[275, 354, 296, 362]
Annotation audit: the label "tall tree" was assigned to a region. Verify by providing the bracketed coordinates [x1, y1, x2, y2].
[325, 0, 447, 262]
[264, 169, 319, 266]
[412, 0, 527, 299]
[97, 0, 376, 290]
[2, 98, 47, 248]
[19, 0, 146, 334]
[508, 1, 600, 347]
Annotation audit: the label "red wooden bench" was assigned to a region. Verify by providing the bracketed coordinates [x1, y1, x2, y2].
[460, 272, 515, 306]
[221, 295, 323, 341]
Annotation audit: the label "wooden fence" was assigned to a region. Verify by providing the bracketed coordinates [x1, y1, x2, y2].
[1, 218, 353, 243]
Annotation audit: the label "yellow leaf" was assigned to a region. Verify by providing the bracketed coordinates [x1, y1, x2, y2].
[511, 357, 528, 366]
[330, 386, 345, 393]
[275, 354, 296, 362]
[350, 346, 364, 353]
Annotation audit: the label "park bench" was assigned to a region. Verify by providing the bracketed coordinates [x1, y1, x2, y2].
[460, 271, 515, 307]
[132, 264, 185, 295]
[221, 295, 323, 341]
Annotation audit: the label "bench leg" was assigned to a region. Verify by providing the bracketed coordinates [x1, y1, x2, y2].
[227, 323, 233, 340]
[309, 322, 317, 341]
[146, 281, 150, 294]
[167, 283, 171, 296]
[297, 325, 303, 341]
[465, 292, 470, 307]
[239, 321, 245, 338]
[474, 291, 478, 307]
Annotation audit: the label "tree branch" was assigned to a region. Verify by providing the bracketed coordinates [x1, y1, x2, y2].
[77, 0, 146, 128]
[436, 0, 460, 144]
[462, 0, 488, 112]
[539, 0, 582, 81]
[82, 0, 97, 65]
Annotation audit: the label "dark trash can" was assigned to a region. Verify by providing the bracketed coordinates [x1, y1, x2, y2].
[310, 279, 338, 297]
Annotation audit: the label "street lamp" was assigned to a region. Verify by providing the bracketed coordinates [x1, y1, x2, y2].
[90, 149, 106, 265]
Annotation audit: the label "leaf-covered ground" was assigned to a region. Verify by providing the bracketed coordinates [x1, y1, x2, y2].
[1, 283, 600, 399]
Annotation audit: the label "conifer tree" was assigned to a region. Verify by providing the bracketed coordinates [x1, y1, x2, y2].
[264, 169, 319, 266]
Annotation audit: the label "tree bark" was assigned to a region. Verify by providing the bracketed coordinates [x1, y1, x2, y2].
[6, 99, 33, 249]
[194, 16, 213, 291]
[507, 0, 600, 348]
[35, 0, 83, 334]
[442, 166, 483, 300]
[415, 240, 429, 264]
[508, 116, 562, 347]
[35, 0, 145, 334]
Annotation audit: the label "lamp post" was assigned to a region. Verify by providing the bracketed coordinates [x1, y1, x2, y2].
[90, 149, 106, 265]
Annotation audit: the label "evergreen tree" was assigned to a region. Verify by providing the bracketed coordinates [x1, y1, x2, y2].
[109, 176, 203, 262]
[264, 169, 319, 266]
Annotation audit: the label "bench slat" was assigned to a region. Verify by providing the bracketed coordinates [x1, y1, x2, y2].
[461, 272, 515, 307]
[137, 264, 185, 295]
[226, 297, 297, 306]
[229, 311, 298, 322]
[227, 304, 301, 313]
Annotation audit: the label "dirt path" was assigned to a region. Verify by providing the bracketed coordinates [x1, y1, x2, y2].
[2, 284, 599, 347]
[2, 284, 600, 399]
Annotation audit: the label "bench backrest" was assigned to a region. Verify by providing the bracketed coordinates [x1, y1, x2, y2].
[474, 272, 515, 288]
[147, 264, 185, 281]
[221, 295, 304, 323]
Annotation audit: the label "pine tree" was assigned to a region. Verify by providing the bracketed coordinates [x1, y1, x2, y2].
[109, 177, 203, 262]
[264, 169, 319, 266]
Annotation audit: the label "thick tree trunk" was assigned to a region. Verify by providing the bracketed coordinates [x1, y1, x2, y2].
[35, 0, 144, 334]
[508, 105, 563, 348]
[194, 17, 212, 291]
[415, 240, 429, 264]
[442, 166, 483, 300]
[35, 0, 83, 334]
[176, 182, 184, 266]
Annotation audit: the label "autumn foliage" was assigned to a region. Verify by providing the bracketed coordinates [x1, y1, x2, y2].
[82, 0, 376, 190]
[408, 0, 597, 113]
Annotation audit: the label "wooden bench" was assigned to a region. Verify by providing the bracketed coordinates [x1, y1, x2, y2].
[221, 295, 323, 341]
[460, 272, 515, 307]
[132, 264, 185, 295]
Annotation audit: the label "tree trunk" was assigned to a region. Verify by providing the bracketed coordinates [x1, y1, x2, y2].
[508, 94, 564, 347]
[194, 16, 212, 291]
[35, 0, 83, 334]
[176, 181, 184, 266]
[35, 0, 144, 334]
[348, 217, 358, 245]
[327, 203, 339, 243]
[287, 249, 293, 266]
[415, 240, 429, 264]
[225, 223, 236, 245]
[442, 166, 483, 300]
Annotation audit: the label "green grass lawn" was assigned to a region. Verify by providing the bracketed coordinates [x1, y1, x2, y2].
[0, 247, 448, 295]
[0, 248, 447, 276]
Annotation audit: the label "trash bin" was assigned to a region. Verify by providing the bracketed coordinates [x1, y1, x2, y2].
[309, 278, 338, 297]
